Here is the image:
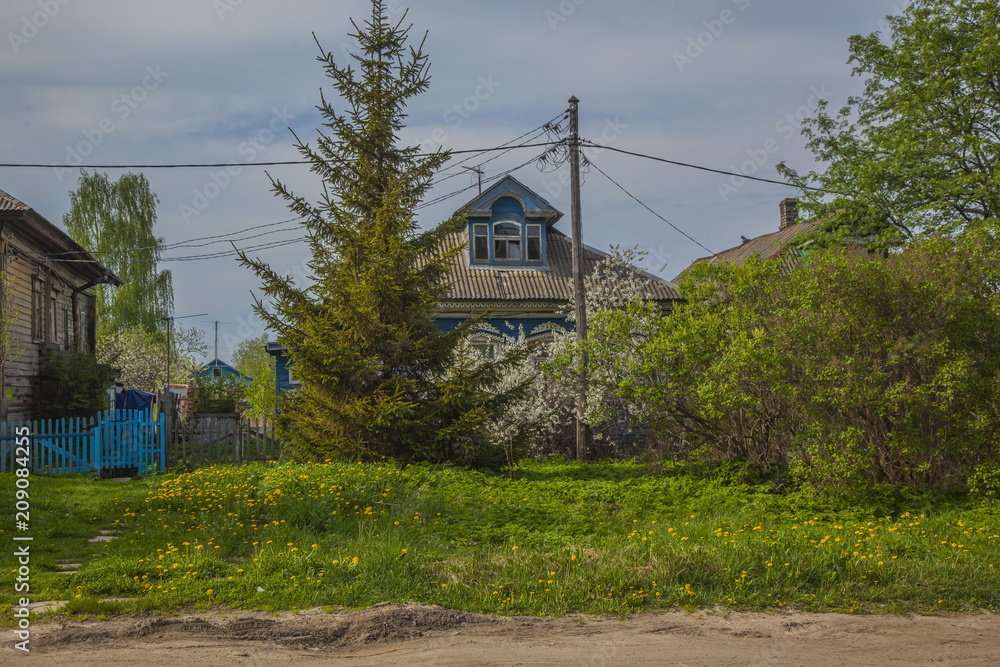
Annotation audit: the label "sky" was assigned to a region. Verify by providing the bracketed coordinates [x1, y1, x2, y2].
[1, 0, 909, 363]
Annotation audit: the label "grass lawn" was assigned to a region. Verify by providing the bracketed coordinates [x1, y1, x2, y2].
[2, 459, 999, 621]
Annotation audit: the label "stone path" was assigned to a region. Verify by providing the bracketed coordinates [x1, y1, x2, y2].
[25, 488, 133, 615]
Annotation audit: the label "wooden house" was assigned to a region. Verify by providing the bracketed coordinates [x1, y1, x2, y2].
[0, 188, 121, 420]
[674, 199, 821, 279]
[266, 176, 681, 394]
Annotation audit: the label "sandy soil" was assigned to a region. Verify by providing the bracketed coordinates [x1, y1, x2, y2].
[3, 602, 998, 666]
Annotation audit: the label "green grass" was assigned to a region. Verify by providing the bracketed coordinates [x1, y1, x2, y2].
[2, 459, 999, 622]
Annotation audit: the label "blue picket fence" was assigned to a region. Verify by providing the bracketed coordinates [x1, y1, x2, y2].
[0, 410, 165, 476]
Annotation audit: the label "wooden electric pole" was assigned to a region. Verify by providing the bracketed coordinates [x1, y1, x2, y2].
[568, 96, 589, 462]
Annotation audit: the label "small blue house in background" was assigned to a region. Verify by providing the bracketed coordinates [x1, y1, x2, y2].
[197, 358, 252, 385]
[266, 176, 680, 396]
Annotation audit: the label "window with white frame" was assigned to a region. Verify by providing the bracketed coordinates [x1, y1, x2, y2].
[493, 221, 521, 262]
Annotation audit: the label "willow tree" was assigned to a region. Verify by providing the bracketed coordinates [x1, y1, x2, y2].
[63, 171, 173, 339]
[239, 2, 517, 465]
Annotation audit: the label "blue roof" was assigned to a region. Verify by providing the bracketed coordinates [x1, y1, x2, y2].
[461, 175, 562, 225]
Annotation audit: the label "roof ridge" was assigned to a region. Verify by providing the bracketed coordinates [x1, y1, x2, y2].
[0, 188, 30, 211]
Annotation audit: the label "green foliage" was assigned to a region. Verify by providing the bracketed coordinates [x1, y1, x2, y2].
[231, 335, 276, 418]
[32, 350, 116, 419]
[4, 461, 999, 618]
[191, 374, 245, 414]
[613, 233, 1000, 490]
[779, 0, 1000, 248]
[237, 3, 516, 465]
[63, 171, 173, 339]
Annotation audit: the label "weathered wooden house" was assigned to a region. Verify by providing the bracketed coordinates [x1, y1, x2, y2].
[0, 188, 121, 420]
[266, 176, 681, 394]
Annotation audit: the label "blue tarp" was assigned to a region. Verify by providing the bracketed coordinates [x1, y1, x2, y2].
[115, 388, 155, 415]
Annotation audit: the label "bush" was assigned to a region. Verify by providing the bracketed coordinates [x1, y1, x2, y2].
[190, 375, 246, 413]
[32, 350, 116, 419]
[615, 232, 1000, 490]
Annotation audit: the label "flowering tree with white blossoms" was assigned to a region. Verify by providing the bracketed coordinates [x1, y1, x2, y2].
[482, 247, 665, 460]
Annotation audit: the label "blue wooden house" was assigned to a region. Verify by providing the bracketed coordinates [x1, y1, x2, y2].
[266, 176, 680, 393]
[197, 358, 251, 385]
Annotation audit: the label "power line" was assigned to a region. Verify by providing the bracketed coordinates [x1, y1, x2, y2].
[584, 153, 716, 257]
[430, 113, 566, 186]
[416, 145, 557, 211]
[579, 141, 832, 193]
[0, 141, 560, 170]
[43, 217, 305, 257]
[13, 235, 307, 264]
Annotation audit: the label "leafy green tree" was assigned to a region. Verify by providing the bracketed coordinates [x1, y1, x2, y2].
[232, 334, 276, 418]
[63, 171, 173, 339]
[238, 2, 517, 465]
[780, 0, 1000, 248]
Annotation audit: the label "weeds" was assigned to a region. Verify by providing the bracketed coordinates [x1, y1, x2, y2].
[1, 460, 998, 622]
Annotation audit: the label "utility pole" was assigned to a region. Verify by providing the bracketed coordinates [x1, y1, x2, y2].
[214, 321, 219, 360]
[162, 313, 208, 394]
[568, 96, 588, 462]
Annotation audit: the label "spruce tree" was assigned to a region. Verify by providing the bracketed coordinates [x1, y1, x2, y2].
[239, 2, 516, 465]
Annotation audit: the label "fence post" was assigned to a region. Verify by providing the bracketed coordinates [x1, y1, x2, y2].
[233, 416, 240, 465]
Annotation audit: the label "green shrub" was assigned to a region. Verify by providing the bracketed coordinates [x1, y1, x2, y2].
[32, 350, 116, 419]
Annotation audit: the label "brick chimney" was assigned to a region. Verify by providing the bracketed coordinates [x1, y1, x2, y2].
[779, 198, 798, 231]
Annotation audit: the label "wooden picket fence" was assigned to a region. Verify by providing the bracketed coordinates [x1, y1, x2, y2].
[165, 413, 282, 468]
[0, 410, 165, 475]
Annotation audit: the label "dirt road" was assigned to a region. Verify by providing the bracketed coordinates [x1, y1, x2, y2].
[3, 603, 998, 666]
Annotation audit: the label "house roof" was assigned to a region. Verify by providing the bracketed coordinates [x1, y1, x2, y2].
[0, 188, 123, 286]
[0, 189, 29, 212]
[676, 217, 821, 281]
[427, 227, 681, 306]
[200, 358, 240, 371]
[423, 175, 680, 306]
[461, 175, 563, 226]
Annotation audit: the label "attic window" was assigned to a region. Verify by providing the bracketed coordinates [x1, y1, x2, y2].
[494, 222, 521, 261]
[469, 195, 546, 267]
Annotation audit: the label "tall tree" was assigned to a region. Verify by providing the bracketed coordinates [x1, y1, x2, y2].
[780, 0, 1000, 248]
[238, 2, 516, 464]
[64, 171, 173, 338]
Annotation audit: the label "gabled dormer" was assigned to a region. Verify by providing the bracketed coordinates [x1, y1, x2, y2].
[461, 175, 562, 269]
